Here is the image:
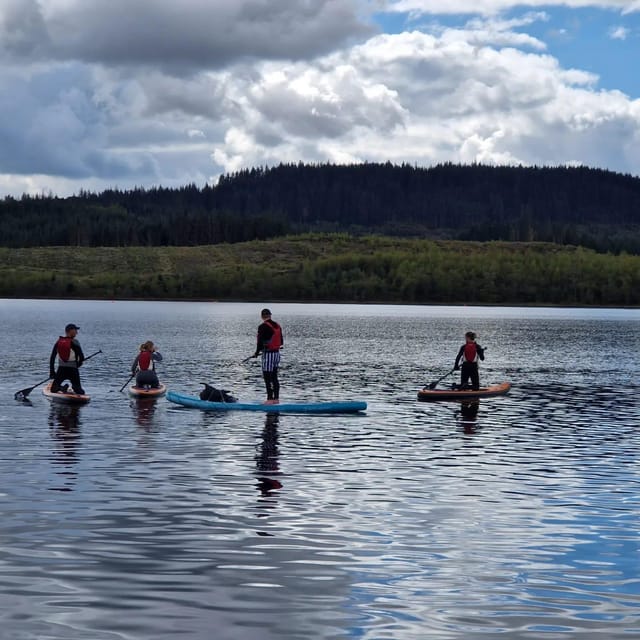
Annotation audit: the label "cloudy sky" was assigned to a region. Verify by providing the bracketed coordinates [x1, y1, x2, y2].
[0, 0, 639, 197]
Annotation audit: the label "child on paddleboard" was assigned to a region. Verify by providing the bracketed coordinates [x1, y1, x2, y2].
[131, 340, 163, 389]
[454, 331, 485, 390]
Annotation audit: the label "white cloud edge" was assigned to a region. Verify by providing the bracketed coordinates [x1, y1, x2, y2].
[1, 1, 640, 196]
[384, 0, 640, 16]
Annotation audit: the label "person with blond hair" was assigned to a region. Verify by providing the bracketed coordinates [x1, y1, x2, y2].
[131, 340, 163, 389]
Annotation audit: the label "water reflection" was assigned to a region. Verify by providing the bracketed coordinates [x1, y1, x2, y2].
[130, 397, 159, 429]
[48, 404, 82, 491]
[457, 400, 480, 434]
[255, 413, 283, 503]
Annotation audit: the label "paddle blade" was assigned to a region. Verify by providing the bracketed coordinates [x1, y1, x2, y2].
[15, 376, 51, 401]
[427, 368, 455, 390]
[14, 384, 36, 400]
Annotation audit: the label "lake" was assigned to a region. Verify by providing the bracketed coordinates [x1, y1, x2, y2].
[1, 299, 639, 639]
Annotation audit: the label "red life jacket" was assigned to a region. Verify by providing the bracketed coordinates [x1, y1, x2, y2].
[138, 351, 153, 370]
[263, 320, 283, 351]
[463, 342, 478, 363]
[56, 336, 73, 362]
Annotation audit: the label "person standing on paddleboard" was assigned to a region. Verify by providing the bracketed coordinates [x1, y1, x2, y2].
[253, 308, 283, 404]
[131, 340, 163, 389]
[49, 323, 85, 394]
[453, 331, 485, 391]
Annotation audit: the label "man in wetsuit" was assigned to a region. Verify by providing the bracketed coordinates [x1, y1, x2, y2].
[49, 323, 85, 394]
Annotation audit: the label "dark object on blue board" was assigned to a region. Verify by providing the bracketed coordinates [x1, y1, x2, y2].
[199, 383, 237, 403]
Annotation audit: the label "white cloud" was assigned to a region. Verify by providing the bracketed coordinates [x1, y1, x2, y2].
[0, 0, 640, 196]
[608, 25, 630, 38]
[385, 0, 640, 16]
[206, 27, 640, 177]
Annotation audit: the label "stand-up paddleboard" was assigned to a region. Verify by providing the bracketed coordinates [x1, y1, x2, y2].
[43, 383, 91, 405]
[167, 390, 367, 414]
[128, 383, 167, 399]
[418, 381, 511, 401]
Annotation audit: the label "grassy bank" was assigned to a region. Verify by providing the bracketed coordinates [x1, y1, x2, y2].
[0, 234, 638, 306]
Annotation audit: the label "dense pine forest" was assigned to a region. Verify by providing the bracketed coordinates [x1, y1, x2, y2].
[2, 163, 640, 254]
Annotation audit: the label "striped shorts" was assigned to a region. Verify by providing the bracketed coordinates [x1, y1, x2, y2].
[261, 350, 281, 372]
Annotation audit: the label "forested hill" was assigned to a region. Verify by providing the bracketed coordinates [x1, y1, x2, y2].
[2, 163, 640, 253]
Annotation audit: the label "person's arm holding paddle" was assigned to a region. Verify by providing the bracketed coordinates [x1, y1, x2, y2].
[126, 353, 140, 392]
[253, 323, 267, 359]
[72, 339, 85, 367]
[453, 345, 464, 371]
[49, 342, 57, 380]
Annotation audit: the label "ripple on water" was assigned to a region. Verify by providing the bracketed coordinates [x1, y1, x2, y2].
[0, 301, 639, 639]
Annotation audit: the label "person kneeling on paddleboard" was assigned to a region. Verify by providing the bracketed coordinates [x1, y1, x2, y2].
[49, 323, 85, 394]
[131, 341, 163, 389]
[453, 331, 485, 391]
[253, 308, 283, 404]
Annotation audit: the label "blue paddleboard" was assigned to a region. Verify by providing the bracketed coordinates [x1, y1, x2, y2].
[167, 391, 366, 414]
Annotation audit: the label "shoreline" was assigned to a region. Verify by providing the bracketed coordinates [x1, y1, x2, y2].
[2, 296, 638, 310]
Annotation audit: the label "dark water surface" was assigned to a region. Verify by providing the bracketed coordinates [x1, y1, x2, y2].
[1, 300, 639, 639]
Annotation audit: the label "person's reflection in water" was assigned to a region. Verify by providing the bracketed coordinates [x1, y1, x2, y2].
[48, 404, 82, 491]
[255, 413, 283, 525]
[131, 398, 158, 429]
[130, 398, 160, 452]
[457, 400, 480, 434]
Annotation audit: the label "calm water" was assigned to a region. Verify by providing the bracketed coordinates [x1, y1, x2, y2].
[1, 300, 639, 640]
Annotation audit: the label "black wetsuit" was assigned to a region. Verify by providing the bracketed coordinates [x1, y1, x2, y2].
[454, 342, 485, 390]
[49, 337, 85, 394]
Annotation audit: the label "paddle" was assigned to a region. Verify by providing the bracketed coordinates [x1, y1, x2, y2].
[241, 355, 256, 363]
[427, 368, 455, 390]
[83, 349, 103, 361]
[14, 376, 51, 401]
[119, 373, 136, 393]
[14, 349, 103, 401]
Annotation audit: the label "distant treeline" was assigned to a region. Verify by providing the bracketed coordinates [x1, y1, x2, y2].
[1, 163, 640, 253]
[1, 235, 638, 306]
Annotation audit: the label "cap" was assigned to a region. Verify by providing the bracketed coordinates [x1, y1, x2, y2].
[261, 308, 272, 317]
[65, 323, 80, 332]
